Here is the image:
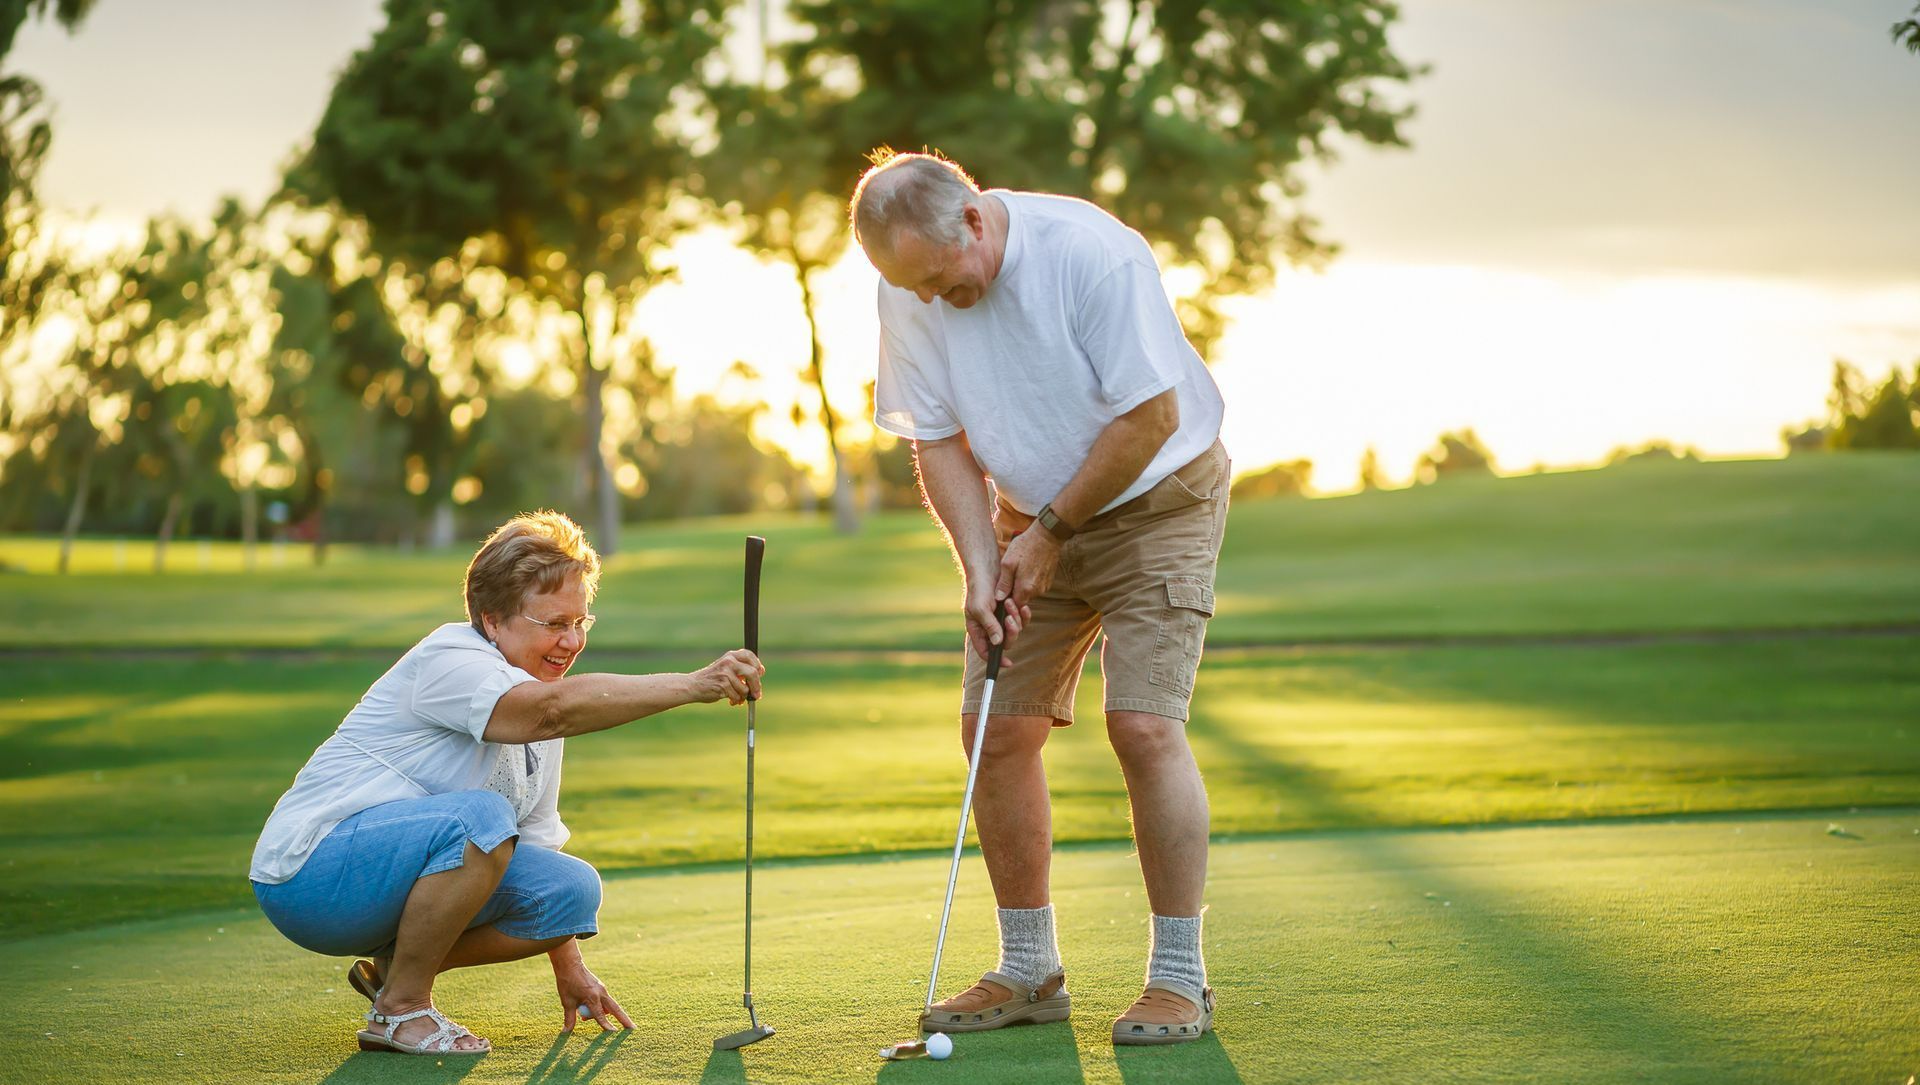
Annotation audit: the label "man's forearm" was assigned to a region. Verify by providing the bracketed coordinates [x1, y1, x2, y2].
[1046, 390, 1180, 527]
[913, 433, 1000, 585]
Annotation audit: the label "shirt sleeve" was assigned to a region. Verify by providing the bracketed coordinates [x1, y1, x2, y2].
[873, 293, 961, 441]
[1073, 259, 1189, 414]
[410, 647, 541, 741]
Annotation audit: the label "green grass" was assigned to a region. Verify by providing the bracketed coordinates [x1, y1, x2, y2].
[0, 812, 1914, 1084]
[3, 453, 1918, 1081]
[3, 455, 1918, 650]
[5, 636, 1916, 940]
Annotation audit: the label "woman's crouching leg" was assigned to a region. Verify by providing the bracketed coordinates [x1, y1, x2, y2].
[444, 844, 604, 969]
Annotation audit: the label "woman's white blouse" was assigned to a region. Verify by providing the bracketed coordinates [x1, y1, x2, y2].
[249, 623, 564, 884]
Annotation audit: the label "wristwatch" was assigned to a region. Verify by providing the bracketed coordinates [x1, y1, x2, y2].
[1035, 503, 1079, 542]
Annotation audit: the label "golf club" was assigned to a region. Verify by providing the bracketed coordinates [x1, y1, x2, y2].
[714, 535, 775, 1052]
[880, 599, 1007, 1061]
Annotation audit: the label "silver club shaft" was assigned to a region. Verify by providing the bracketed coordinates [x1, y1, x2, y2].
[925, 675, 996, 1014]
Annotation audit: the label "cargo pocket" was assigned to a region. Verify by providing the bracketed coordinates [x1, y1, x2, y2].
[1149, 575, 1216, 699]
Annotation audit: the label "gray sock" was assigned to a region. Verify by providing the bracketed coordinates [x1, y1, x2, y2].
[1146, 912, 1207, 1002]
[994, 905, 1063, 989]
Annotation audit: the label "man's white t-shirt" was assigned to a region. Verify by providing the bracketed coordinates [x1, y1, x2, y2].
[249, 623, 566, 885]
[873, 190, 1226, 515]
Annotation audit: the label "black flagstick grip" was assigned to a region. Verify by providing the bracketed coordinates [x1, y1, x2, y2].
[744, 536, 764, 664]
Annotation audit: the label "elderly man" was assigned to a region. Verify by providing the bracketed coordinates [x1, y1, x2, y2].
[851, 151, 1230, 1045]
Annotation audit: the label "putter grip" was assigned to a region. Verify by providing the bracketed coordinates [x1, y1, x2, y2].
[744, 536, 765, 655]
[986, 598, 1007, 680]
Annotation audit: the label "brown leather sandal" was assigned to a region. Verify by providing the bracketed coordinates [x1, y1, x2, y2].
[919, 970, 1070, 1033]
[347, 959, 382, 1004]
[1112, 983, 1214, 1045]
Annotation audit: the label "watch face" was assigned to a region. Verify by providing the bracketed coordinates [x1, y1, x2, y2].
[1039, 506, 1073, 539]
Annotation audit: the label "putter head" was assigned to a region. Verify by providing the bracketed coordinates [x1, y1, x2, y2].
[878, 1038, 927, 1061]
[713, 1024, 775, 1051]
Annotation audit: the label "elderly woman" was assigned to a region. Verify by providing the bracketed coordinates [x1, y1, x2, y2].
[249, 511, 763, 1056]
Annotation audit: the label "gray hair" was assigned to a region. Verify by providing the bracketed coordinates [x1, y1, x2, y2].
[465, 510, 601, 637]
[850, 150, 982, 261]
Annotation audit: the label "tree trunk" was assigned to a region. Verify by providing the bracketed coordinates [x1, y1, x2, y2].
[57, 443, 94, 575]
[155, 491, 184, 573]
[428, 500, 456, 548]
[791, 250, 859, 535]
[576, 311, 620, 555]
[312, 510, 329, 567]
[239, 484, 258, 572]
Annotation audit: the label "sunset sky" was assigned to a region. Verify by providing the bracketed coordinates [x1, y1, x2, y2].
[13, 0, 1919, 489]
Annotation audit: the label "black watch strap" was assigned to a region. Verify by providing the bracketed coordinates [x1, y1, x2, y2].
[1036, 503, 1078, 542]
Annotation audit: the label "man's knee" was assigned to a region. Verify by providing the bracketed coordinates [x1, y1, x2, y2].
[962, 712, 1053, 763]
[1107, 711, 1189, 762]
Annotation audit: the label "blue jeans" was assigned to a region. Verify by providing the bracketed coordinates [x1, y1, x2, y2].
[253, 790, 601, 957]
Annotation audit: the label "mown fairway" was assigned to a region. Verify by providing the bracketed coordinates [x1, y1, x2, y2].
[4, 453, 1917, 651]
[1, 454, 1917, 1083]
[4, 637, 1918, 940]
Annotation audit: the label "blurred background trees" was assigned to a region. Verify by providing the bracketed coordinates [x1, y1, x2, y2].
[1416, 428, 1496, 483]
[1781, 360, 1920, 453]
[4, 1, 1913, 568]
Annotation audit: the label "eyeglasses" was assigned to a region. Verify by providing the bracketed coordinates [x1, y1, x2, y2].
[514, 613, 597, 636]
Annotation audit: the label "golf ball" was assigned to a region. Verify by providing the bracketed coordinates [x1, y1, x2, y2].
[926, 1032, 953, 1060]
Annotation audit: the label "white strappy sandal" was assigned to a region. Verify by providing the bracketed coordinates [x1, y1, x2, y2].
[357, 1005, 491, 1055]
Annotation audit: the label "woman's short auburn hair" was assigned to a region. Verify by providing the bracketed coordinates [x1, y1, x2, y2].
[464, 510, 602, 636]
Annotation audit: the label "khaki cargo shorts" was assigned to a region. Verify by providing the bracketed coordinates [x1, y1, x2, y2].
[961, 438, 1231, 724]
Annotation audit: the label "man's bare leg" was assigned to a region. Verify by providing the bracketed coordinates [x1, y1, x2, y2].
[1108, 709, 1210, 1011]
[1108, 710, 1208, 913]
[963, 711, 1056, 909]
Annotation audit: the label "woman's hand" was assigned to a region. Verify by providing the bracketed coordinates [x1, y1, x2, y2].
[693, 649, 765, 705]
[557, 958, 633, 1033]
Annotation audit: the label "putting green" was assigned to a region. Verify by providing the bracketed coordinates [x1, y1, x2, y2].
[2, 811, 1913, 1084]
[7, 637, 1918, 940]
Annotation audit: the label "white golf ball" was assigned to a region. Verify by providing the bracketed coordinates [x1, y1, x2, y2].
[926, 1032, 953, 1060]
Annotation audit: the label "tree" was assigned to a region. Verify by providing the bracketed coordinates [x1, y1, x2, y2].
[1230, 458, 1312, 500]
[0, 219, 214, 569]
[1416, 428, 1495, 483]
[704, 56, 868, 532]
[127, 377, 241, 570]
[0, 0, 95, 462]
[0, 0, 94, 202]
[1358, 445, 1385, 490]
[1828, 361, 1919, 450]
[706, 1, 1417, 531]
[1605, 439, 1699, 465]
[299, 0, 727, 555]
[258, 219, 418, 561]
[1894, 2, 1920, 54]
[751, 0, 1419, 356]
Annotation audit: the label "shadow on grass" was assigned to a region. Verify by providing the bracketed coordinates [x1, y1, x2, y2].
[315, 1049, 484, 1084]
[698, 1045, 746, 1085]
[1114, 1033, 1244, 1085]
[526, 1029, 630, 1083]
[873, 1020, 1084, 1084]
[1186, 702, 1736, 1075]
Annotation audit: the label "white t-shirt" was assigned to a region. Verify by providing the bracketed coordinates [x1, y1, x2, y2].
[249, 623, 566, 884]
[873, 190, 1226, 515]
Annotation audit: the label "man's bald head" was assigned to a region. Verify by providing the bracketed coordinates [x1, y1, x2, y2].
[850, 150, 982, 264]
